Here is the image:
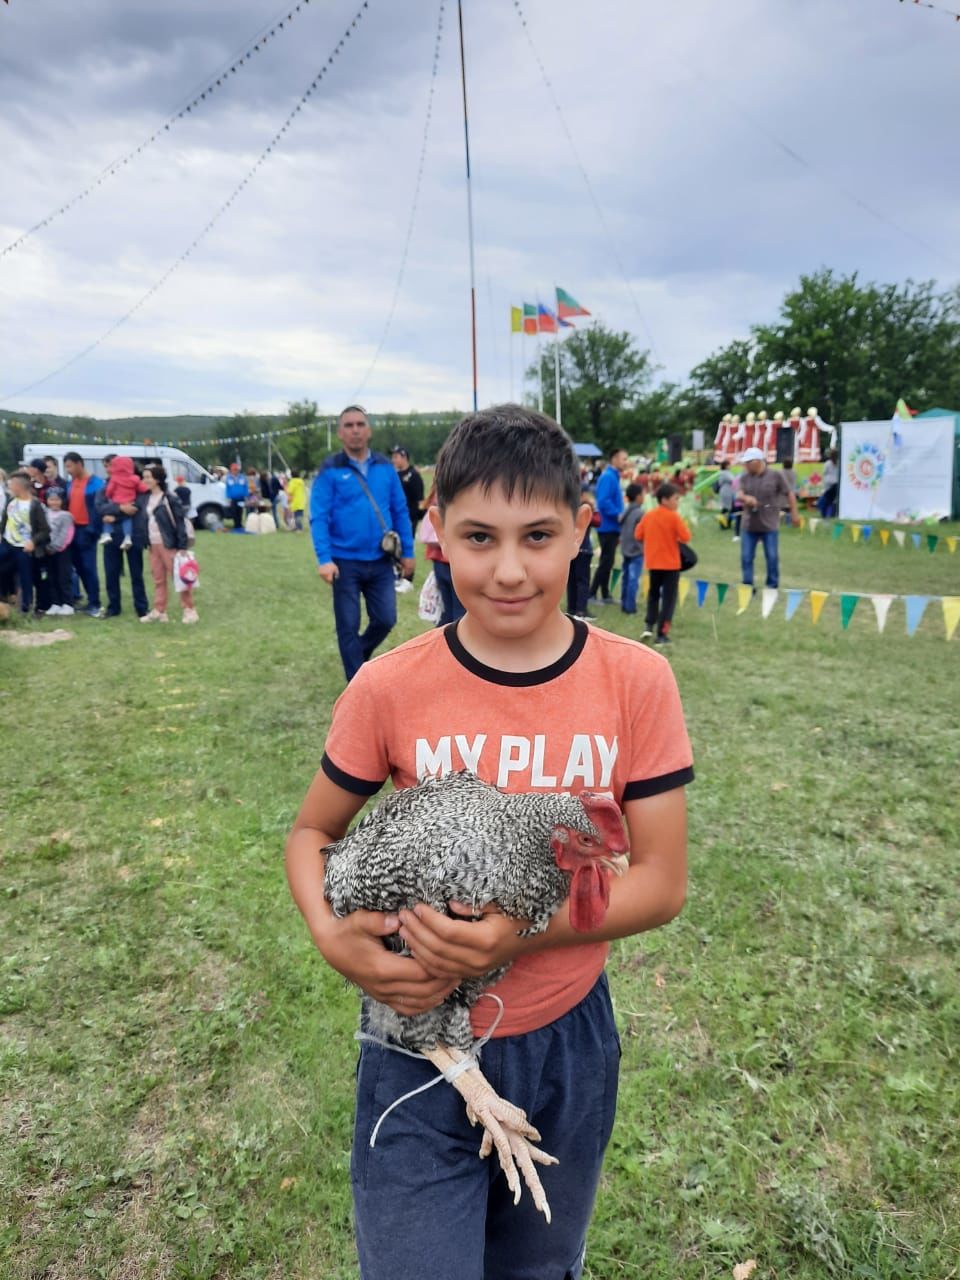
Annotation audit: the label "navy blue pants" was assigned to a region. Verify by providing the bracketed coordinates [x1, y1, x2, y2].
[351, 975, 620, 1280]
[740, 529, 780, 588]
[103, 540, 149, 617]
[0, 543, 34, 613]
[332, 556, 397, 681]
[70, 526, 101, 609]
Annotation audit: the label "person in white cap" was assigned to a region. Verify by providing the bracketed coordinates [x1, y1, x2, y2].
[738, 447, 798, 589]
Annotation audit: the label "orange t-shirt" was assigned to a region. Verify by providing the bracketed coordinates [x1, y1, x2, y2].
[636, 504, 691, 570]
[321, 619, 694, 1039]
[67, 475, 89, 525]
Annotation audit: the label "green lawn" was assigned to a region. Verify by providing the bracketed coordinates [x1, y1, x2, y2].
[1, 517, 958, 1279]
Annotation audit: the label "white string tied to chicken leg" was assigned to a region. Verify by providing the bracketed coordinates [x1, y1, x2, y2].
[356, 993, 506, 1149]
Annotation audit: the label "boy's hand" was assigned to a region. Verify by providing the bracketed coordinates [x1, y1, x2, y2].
[397, 902, 530, 979]
[320, 908, 459, 1015]
[317, 561, 339, 584]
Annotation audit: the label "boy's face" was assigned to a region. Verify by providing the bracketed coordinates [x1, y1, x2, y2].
[662, 493, 680, 511]
[432, 482, 592, 644]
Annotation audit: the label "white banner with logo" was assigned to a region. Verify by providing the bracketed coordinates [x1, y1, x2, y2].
[839, 417, 955, 521]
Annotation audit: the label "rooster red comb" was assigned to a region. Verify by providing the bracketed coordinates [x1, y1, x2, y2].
[578, 791, 628, 852]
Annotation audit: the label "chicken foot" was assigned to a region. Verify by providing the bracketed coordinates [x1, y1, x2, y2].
[422, 1045, 559, 1223]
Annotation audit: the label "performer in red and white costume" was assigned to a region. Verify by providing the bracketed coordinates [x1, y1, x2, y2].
[797, 405, 824, 462]
[729, 414, 743, 462]
[741, 412, 757, 455]
[714, 413, 735, 463]
[755, 409, 768, 460]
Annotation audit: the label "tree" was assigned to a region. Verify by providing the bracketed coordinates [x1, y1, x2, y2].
[527, 322, 656, 451]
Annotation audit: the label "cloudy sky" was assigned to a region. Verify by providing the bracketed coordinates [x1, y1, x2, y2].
[1, 0, 958, 420]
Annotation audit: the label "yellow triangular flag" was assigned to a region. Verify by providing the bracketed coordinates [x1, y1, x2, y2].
[850, 525, 862, 544]
[736, 584, 752, 615]
[947, 536, 957, 555]
[678, 577, 690, 608]
[810, 590, 829, 625]
[797, 515, 805, 531]
[944, 597, 960, 641]
[879, 529, 889, 546]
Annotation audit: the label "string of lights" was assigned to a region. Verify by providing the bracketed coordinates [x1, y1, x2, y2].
[0, 2, 372, 404]
[0, 0, 322, 261]
[899, 0, 960, 21]
[511, 0, 659, 355]
[353, 0, 446, 399]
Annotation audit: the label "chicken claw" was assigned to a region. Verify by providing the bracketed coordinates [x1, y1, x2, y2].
[422, 1046, 558, 1221]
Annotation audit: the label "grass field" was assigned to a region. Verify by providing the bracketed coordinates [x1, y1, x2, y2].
[2, 514, 959, 1280]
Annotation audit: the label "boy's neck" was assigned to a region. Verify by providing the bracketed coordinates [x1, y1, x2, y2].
[455, 609, 575, 674]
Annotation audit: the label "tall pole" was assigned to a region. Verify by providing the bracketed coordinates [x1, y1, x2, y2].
[457, 1, 479, 412]
[537, 329, 544, 411]
[554, 334, 561, 426]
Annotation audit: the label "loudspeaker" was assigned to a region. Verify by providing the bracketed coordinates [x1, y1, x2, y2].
[668, 433, 683, 464]
[775, 428, 795, 463]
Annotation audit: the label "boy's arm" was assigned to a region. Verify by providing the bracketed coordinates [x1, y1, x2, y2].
[286, 770, 460, 1014]
[397, 787, 687, 977]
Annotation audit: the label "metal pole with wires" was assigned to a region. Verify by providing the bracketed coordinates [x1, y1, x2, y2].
[457, 0, 479, 412]
[554, 333, 562, 426]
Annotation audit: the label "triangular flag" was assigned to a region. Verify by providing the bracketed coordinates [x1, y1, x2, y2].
[555, 286, 590, 319]
[797, 515, 805, 531]
[926, 534, 938, 554]
[861, 525, 872, 542]
[678, 577, 690, 608]
[894, 397, 915, 420]
[810, 590, 829, 625]
[840, 594, 858, 629]
[904, 595, 930, 637]
[880, 529, 890, 547]
[761, 587, 779, 619]
[510, 305, 522, 334]
[870, 594, 894, 633]
[716, 582, 729, 606]
[946, 536, 957, 554]
[736, 584, 752, 614]
[911, 533, 921, 550]
[809, 517, 820, 534]
[893, 529, 906, 548]
[695, 579, 709, 607]
[943, 597, 960, 640]
[522, 302, 538, 335]
[785, 589, 805, 621]
[832, 523, 844, 541]
[850, 525, 862, 544]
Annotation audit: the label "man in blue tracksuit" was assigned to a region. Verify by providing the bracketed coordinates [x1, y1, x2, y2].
[310, 406, 415, 682]
[589, 446, 628, 604]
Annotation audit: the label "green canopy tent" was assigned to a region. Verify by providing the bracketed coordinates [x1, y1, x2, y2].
[915, 409, 960, 517]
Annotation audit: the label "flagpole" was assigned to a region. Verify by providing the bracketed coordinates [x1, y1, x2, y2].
[457, 0, 478, 412]
[509, 320, 514, 403]
[537, 323, 544, 412]
[554, 333, 561, 426]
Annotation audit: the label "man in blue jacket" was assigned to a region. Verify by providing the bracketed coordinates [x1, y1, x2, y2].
[589, 446, 628, 605]
[63, 451, 105, 617]
[310, 406, 415, 681]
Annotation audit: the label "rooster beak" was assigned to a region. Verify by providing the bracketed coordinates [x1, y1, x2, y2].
[600, 852, 630, 877]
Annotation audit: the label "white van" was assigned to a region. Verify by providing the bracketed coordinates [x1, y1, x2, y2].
[22, 443, 230, 529]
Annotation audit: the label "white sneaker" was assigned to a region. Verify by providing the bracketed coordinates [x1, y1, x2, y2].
[182, 607, 199, 625]
[98, 532, 112, 545]
[120, 537, 132, 551]
[46, 604, 64, 616]
[59, 604, 75, 615]
[641, 629, 654, 641]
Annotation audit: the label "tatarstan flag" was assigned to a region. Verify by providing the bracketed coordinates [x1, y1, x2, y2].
[555, 286, 590, 319]
[522, 302, 538, 335]
[510, 306, 522, 334]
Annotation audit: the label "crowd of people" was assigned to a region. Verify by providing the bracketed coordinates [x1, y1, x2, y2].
[0, 452, 197, 623]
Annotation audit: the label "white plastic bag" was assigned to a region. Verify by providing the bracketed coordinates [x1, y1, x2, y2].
[173, 552, 199, 594]
[417, 569, 442, 623]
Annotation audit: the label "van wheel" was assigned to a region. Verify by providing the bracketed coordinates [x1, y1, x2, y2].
[197, 505, 223, 532]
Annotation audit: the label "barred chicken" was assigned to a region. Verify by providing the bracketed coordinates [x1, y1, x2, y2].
[322, 769, 629, 1220]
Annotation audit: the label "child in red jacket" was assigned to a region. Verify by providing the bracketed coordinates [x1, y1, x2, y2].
[636, 482, 691, 646]
[99, 456, 148, 550]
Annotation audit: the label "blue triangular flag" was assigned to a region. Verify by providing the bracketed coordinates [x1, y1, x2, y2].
[785, 589, 805, 622]
[911, 533, 922, 550]
[695, 579, 709, 608]
[904, 595, 930, 637]
[861, 525, 872, 542]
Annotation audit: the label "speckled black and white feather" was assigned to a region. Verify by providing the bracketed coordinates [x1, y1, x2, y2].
[322, 771, 610, 1053]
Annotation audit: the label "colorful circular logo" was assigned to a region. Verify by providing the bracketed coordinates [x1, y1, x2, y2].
[847, 442, 885, 491]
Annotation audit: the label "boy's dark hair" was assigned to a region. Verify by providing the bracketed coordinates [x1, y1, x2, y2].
[103, 453, 117, 464]
[64, 450, 83, 466]
[434, 404, 580, 514]
[608, 445, 625, 460]
[656, 482, 679, 503]
[720, 460, 730, 470]
[44, 455, 58, 466]
[625, 483, 642, 502]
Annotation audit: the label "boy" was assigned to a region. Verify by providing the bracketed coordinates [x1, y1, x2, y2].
[636, 481, 691, 646]
[286, 406, 692, 1280]
[0, 470, 50, 615]
[618, 482, 644, 614]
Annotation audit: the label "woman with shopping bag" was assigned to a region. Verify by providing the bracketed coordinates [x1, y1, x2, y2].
[140, 465, 199, 625]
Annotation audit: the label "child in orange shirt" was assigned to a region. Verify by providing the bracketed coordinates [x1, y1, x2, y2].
[636, 481, 691, 646]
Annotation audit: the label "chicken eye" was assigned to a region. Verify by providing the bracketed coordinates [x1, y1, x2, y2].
[580, 834, 598, 847]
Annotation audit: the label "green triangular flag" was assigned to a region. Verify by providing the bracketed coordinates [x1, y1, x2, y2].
[831, 523, 844, 541]
[716, 582, 729, 606]
[926, 534, 939, 553]
[840, 594, 858, 629]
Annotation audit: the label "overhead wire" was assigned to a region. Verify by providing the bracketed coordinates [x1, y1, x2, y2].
[1, 2, 372, 403]
[899, 0, 960, 21]
[1, 0, 321, 260]
[352, 0, 446, 400]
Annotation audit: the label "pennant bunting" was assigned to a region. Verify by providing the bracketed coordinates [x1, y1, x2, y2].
[870, 594, 894, 633]
[736, 584, 752, 615]
[808, 517, 820, 535]
[904, 595, 931, 637]
[716, 582, 729, 606]
[510, 306, 522, 334]
[947, 536, 957, 554]
[911, 533, 922, 550]
[797, 515, 805, 531]
[850, 524, 862, 544]
[832, 523, 844, 541]
[678, 577, 691, 608]
[610, 567, 621, 591]
[926, 534, 939, 553]
[840, 594, 858, 629]
[943, 597, 960, 641]
[880, 529, 890, 547]
[893, 530, 906, 549]
[785, 589, 805, 622]
[861, 525, 872, 542]
[810, 590, 829, 625]
[761, 587, 779, 619]
[695, 579, 709, 607]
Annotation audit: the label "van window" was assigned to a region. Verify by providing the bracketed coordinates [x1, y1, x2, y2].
[175, 458, 207, 483]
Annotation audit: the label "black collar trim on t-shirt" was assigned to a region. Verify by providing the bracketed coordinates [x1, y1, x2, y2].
[443, 617, 588, 687]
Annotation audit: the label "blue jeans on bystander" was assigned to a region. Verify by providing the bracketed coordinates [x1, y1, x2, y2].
[332, 556, 398, 681]
[620, 554, 643, 614]
[741, 528, 780, 588]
